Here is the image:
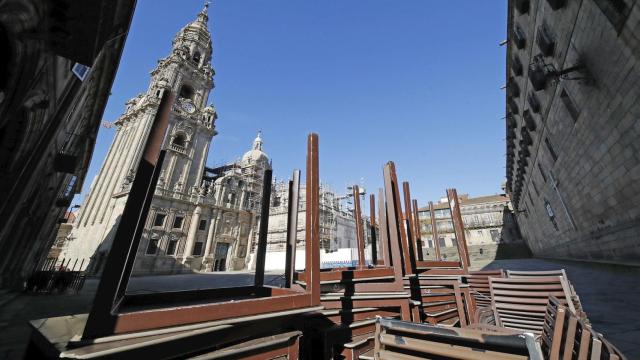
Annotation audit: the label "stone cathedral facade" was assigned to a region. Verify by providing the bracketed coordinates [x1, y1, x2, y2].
[59, 5, 270, 275]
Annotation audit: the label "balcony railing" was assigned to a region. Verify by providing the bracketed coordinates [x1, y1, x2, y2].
[169, 143, 187, 155]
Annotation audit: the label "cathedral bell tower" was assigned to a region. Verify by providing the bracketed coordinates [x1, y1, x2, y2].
[151, 3, 218, 194]
[61, 4, 219, 272]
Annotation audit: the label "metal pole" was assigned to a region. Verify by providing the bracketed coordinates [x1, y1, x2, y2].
[353, 185, 366, 268]
[447, 188, 471, 270]
[306, 134, 321, 305]
[429, 201, 441, 261]
[383, 162, 414, 276]
[284, 170, 301, 288]
[384, 161, 412, 278]
[369, 194, 378, 265]
[412, 199, 424, 261]
[402, 182, 419, 268]
[254, 169, 273, 288]
[378, 188, 390, 266]
[83, 90, 174, 340]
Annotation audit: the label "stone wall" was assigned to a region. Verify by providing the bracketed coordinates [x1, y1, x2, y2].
[505, 0, 640, 264]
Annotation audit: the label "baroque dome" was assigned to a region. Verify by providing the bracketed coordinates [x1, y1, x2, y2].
[241, 132, 269, 166]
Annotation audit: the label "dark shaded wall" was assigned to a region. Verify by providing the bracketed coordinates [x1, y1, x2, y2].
[505, 0, 640, 264]
[0, 0, 136, 287]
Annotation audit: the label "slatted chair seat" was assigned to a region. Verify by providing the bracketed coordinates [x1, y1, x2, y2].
[490, 276, 575, 334]
[506, 269, 588, 321]
[373, 317, 544, 360]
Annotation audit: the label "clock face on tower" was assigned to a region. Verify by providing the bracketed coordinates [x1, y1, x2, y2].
[181, 101, 196, 113]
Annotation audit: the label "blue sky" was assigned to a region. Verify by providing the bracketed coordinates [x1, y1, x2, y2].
[78, 0, 508, 207]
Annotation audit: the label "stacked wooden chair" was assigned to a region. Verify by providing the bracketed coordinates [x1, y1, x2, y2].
[542, 296, 626, 360]
[466, 269, 505, 324]
[467, 269, 505, 307]
[489, 275, 576, 334]
[372, 317, 544, 360]
[393, 176, 475, 327]
[295, 169, 412, 359]
[507, 269, 588, 322]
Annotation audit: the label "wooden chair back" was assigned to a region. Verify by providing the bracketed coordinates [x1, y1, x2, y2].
[507, 269, 587, 321]
[490, 276, 574, 333]
[467, 269, 505, 308]
[541, 295, 567, 360]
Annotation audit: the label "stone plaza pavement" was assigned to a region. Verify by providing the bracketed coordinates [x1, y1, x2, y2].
[0, 271, 284, 359]
[0, 260, 638, 358]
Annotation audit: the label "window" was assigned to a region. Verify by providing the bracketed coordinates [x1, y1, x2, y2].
[72, 63, 90, 81]
[529, 58, 547, 91]
[560, 89, 580, 122]
[146, 237, 159, 255]
[438, 238, 446, 248]
[536, 23, 555, 57]
[173, 216, 184, 229]
[513, 24, 526, 49]
[179, 84, 194, 100]
[172, 134, 186, 147]
[523, 110, 536, 131]
[515, 0, 529, 15]
[545, 137, 558, 162]
[153, 213, 166, 227]
[193, 241, 204, 256]
[427, 240, 433, 248]
[546, 0, 566, 10]
[490, 229, 500, 242]
[538, 163, 548, 182]
[199, 219, 207, 231]
[511, 55, 523, 76]
[193, 51, 201, 64]
[593, 0, 631, 33]
[528, 92, 541, 113]
[167, 239, 179, 255]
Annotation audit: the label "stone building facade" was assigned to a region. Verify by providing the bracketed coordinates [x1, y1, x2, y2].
[59, 5, 270, 275]
[0, 0, 135, 287]
[417, 194, 522, 257]
[505, 0, 640, 263]
[266, 183, 361, 254]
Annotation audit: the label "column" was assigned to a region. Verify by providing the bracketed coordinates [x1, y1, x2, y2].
[76, 125, 123, 225]
[182, 205, 202, 263]
[203, 209, 218, 258]
[84, 124, 130, 226]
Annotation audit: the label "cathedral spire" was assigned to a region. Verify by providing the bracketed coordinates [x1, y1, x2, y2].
[253, 131, 263, 151]
[196, 1, 210, 25]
